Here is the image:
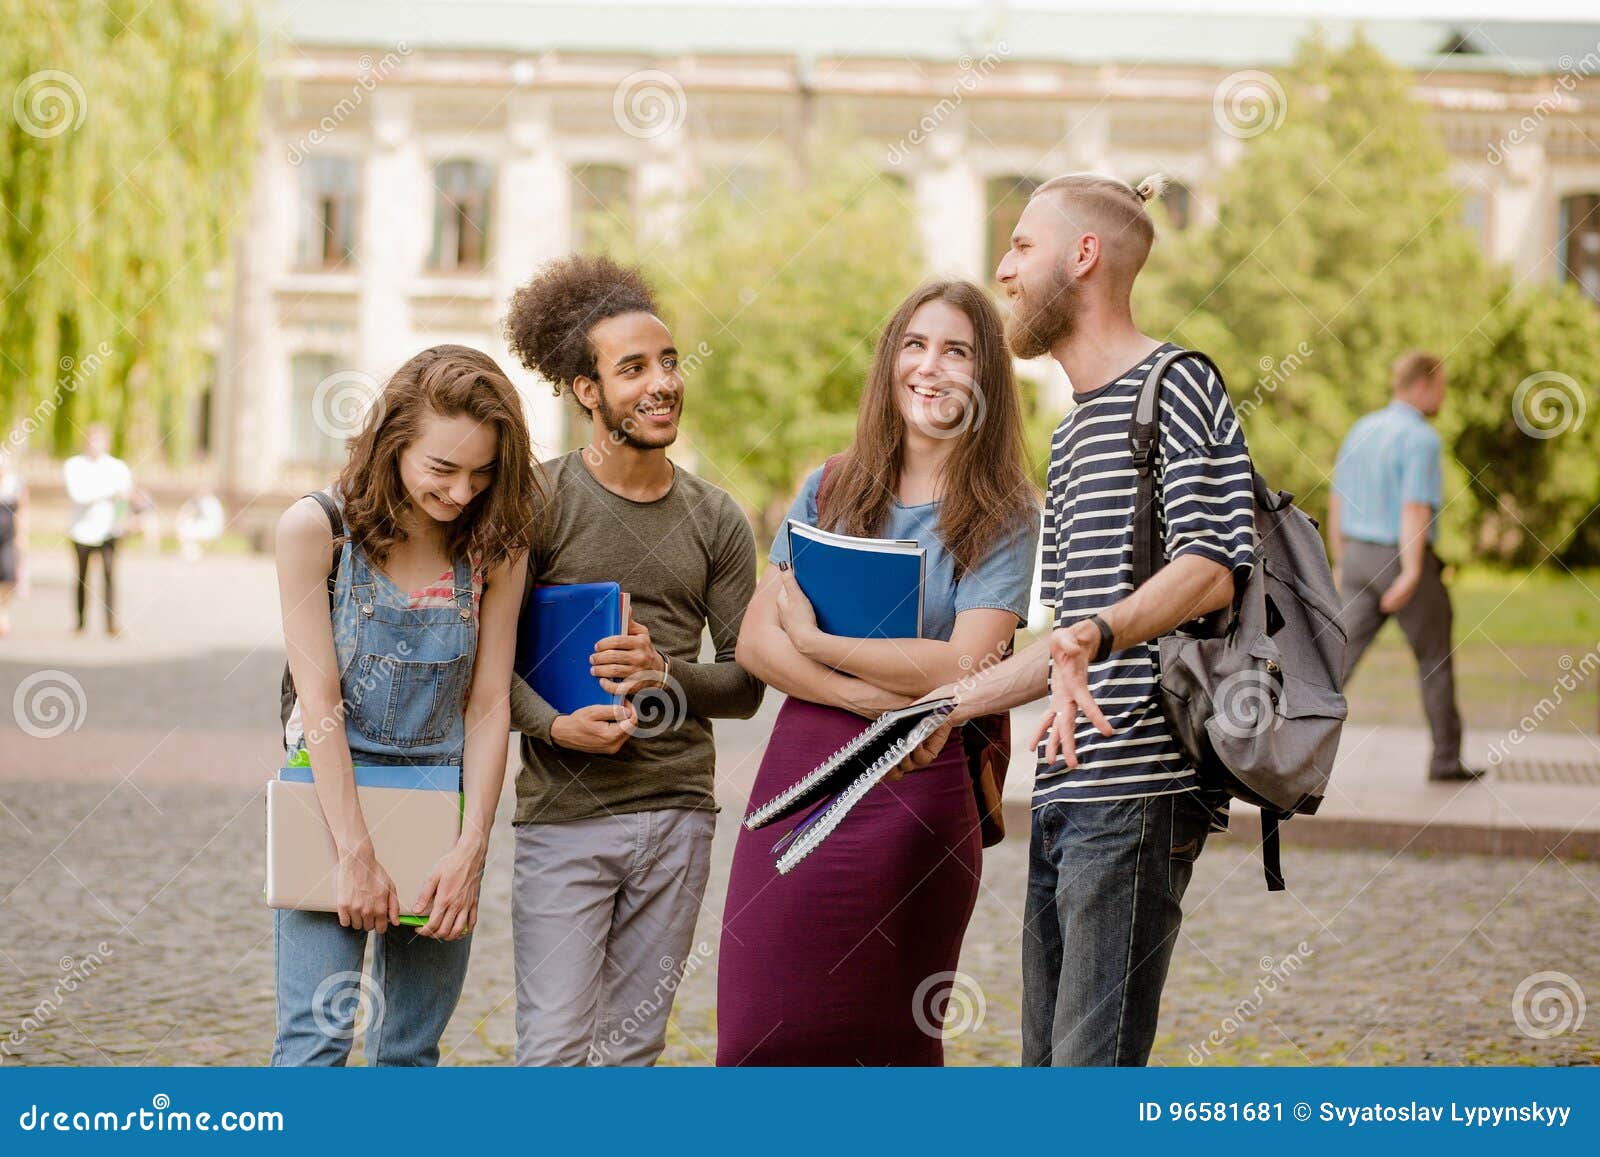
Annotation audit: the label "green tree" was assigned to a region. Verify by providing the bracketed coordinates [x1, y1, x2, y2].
[631, 142, 925, 543]
[1138, 32, 1600, 565]
[0, 0, 260, 457]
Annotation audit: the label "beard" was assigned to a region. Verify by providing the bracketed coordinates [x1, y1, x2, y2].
[1005, 260, 1082, 359]
[594, 384, 679, 450]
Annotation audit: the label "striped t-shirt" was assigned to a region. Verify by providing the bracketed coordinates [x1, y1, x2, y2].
[1035, 344, 1255, 818]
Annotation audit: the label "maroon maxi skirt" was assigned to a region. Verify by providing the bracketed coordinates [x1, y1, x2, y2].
[716, 696, 983, 1066]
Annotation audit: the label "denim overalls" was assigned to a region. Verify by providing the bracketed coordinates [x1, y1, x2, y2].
[273, 497, 479, 1067]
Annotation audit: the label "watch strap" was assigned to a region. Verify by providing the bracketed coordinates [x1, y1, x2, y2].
[1087, 613, 1115, 663]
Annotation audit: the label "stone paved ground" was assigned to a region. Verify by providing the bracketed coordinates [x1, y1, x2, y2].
[2, 552, 1597, 1066]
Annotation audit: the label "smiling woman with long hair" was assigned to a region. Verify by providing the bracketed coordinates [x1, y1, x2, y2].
[718, 281, 1040, 1065]
[273, 344, 539, 1066]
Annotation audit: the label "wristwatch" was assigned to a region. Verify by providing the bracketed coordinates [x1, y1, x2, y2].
[1086, 614, 1116, 663]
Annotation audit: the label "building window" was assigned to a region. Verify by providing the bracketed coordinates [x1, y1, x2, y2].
[1558, 193, 1600, 304]
[296, 156, 360, 269]
[289, 353, 350, 466]
[430, 159, 495, 272]
[986, 175, 1039, 279]
[571, 163, 634, 253]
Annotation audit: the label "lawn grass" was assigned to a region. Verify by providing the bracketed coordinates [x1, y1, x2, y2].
[1324, 565, 1599, 734]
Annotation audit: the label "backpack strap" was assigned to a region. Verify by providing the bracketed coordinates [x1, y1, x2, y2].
[306, 490, 344, 596]
[1129, 347, 1224, 590]
[1260, 808, 1286, 892]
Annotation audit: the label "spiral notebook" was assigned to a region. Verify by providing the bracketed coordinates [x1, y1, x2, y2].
[743, 696, 957, 874]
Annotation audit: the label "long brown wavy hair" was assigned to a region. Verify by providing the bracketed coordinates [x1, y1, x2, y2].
[335, 345, 542, 572]
[817, 280, 1037, 573]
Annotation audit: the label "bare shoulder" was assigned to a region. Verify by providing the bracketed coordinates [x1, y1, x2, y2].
[275, 495, 337, 559]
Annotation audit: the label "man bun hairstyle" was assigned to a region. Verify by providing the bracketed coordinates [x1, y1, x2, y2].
[1134, 172, 1170, 204]
[503, 254, 659, 412]
[1030, 172, 1164, 283]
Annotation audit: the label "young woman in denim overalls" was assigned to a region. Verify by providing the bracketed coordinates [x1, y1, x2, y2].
[273, 346, 541, 1065]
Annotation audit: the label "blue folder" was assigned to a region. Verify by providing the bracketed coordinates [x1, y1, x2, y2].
[514, 581, 626, 714]
[786, 519, 925, 639]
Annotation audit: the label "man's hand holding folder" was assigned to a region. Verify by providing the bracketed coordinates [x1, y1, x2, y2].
[551, 702, 637, 754]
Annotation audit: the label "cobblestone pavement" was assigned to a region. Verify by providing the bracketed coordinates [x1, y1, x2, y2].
[2, 553, 1598, 1066]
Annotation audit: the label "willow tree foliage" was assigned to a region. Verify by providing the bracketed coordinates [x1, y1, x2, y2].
[0, 0, 261, 458]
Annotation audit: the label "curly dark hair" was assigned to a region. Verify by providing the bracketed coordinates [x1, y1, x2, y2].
[502, 254, 660, 413]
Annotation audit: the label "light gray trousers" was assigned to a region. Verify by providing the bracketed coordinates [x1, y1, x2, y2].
[1338, 537, 1463, 777]
[511, 807, 714, 1066]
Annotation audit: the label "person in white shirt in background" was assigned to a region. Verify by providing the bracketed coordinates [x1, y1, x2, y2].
[63, 423, 132, 636]
[0, 446, 26, 638]
[176, 488, 225, 561]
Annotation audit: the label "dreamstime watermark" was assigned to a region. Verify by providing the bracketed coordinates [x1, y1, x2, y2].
[12, 670, 89, 739]
[310, 970, 384, 1041]
[297, 639, 416, 748]
[612, 70, 687, 140]
[1233, 341, 1314, 427]
[310, 369, 383, 442]
[13, 69, 87, 138]
[1511, 370, 1586, 439]
[1, 943, 114, 1063]
[913, 970, 987, 1039]
[1511, 970, 1585, 1039]
[903, 371, 987, 441]
[1187, 941, 1314, 1064]
[1487, 43, 1600, 165]
[1212, 70, 1287, 140]
[287, 45, 411, 165]
[886, 42, 1011, 166]
[1484, 644, 1600, 767]
[589, 940, 712, 1063]
[1211, 667, 1285, 741]
[628, 671, 690, 739]
[5, 342, 115, 454]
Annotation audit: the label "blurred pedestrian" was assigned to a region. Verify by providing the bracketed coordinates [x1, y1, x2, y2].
[63, 423, 131, 636]
[1329, 351, 1480, 782]
[0, 448, 25, 638]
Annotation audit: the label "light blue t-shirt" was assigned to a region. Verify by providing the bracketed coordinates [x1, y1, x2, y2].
[1333, 400, 1443, 545]
[769, 465, 1041, 642]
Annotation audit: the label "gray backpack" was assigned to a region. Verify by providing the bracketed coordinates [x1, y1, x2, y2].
[1131, 349, 1348, 891]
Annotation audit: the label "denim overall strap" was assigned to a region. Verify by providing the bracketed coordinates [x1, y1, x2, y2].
[337, 544, 477, 766]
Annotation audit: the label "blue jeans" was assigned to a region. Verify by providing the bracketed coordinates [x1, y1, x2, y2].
[271, 908, 472, 1066]
[1021, 790, 1212, 1066]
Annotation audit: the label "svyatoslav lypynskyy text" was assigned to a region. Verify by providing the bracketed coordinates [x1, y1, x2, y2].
[1320, 1102, 1571, 1128]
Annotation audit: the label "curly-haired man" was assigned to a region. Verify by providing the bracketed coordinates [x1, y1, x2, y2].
[502, 254, 764, 1066]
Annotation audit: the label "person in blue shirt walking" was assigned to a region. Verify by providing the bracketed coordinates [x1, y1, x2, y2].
[1329, 350, 1480, 782]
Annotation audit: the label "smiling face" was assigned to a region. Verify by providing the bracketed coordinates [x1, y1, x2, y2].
[995, 194, 1085, 360]
[577, 312, 683, 450]
[892, 299, 980, 439]
[396, 409, 499, 525]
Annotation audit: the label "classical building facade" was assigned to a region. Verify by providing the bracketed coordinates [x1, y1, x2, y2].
[169, 7, 1600, 523]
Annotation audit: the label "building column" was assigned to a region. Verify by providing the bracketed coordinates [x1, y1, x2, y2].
[915, 116, 984, 280]
[499, 90, 570, 457]
[359, 89, 418, 387]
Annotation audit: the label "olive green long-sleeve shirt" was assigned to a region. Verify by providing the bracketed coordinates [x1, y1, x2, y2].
[508, 450, 764, 823]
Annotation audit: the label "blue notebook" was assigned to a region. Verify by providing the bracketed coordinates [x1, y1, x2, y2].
[786, 519, 925, 639]
[514, 582, 630, 714]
